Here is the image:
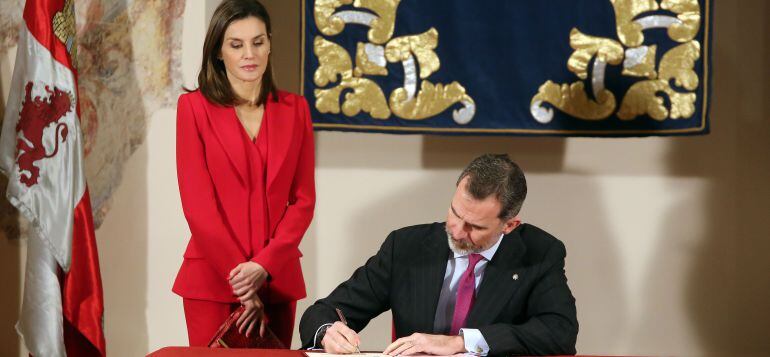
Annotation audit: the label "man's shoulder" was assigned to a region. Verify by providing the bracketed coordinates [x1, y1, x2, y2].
[391, 222, 445, 239]
[382, 223, 446, 263]
[384, 222, 445, 249]
[517, 223, 558, 241]
[515, 223, 567, 259]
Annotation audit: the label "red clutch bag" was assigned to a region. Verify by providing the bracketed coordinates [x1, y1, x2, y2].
[208, 306, 285, 349]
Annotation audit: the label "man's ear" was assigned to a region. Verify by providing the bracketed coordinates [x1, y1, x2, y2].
[502, 216, 521, 235]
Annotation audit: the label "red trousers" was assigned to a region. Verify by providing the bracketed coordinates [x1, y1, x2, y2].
[183, 298, 296, 348]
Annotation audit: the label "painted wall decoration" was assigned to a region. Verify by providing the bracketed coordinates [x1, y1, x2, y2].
[302, 0, 712, 136]
[0, 0, 186, 237]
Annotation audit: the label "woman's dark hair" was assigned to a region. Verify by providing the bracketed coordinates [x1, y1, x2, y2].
[191, 0, 278, 106]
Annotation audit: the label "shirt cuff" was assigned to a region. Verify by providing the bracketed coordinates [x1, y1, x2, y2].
[308, 323, 333, 350]
[459, 328, 489, 356]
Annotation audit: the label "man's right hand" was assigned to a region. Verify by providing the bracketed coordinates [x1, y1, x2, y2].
[321, 321, 361, 354]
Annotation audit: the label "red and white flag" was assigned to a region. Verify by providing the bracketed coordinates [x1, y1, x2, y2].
[0, 0, 106, 356]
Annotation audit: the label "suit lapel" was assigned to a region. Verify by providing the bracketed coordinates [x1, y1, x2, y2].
[203, 99, 247, 184]
[414, 226, 450, 334]
[465, 228, 526, 327]
[265, 93, 295, 193]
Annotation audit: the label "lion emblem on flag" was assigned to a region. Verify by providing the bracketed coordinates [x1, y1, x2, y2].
[15, 81, 72, 187]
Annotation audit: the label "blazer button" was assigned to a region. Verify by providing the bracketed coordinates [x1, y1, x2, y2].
[512, 273, 519, 280]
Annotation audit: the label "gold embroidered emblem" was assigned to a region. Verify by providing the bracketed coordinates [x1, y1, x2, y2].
[530, 0, 703, 123]
[53, 0, 77, 68]
[312, 0, 475, 124]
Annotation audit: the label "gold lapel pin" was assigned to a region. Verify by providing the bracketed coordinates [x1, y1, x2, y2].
[512, 273, 519, 280]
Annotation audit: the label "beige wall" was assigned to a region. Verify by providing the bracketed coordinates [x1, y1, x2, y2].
[2, 1, 770, 356]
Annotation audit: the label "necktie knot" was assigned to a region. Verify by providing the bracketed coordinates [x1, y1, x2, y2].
[467, 253, 483, 271]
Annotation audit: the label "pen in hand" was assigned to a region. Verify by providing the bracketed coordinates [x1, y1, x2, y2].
[335, 308, 361, 354]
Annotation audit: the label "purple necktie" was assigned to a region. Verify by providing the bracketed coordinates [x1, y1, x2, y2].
[450, 253, 484, 335]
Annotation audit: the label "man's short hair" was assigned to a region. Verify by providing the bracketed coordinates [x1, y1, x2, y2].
[456, 154, 527, 220]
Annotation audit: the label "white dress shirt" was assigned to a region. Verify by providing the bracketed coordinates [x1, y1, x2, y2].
[433, 234, 503, 356]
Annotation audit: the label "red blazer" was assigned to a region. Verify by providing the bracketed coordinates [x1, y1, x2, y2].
[173, 90, 315, 303]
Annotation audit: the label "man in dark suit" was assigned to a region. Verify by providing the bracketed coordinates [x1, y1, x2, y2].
[299, 154, 578, 356]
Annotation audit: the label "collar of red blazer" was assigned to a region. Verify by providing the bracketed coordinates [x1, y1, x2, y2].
[201, 91, 298, 189]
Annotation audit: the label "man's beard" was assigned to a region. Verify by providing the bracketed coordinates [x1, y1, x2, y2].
[446, 229, 484, 255]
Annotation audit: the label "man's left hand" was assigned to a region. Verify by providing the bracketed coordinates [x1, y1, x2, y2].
[383, 333, 465, 356]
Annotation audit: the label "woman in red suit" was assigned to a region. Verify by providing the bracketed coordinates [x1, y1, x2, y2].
[173, 0, 314, 348]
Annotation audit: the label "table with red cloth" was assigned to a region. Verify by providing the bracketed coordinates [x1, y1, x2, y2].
[148, 347, 307, 356]
[148, 347, 613, 357]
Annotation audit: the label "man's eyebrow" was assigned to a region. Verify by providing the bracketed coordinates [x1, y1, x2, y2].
[451, 204, 487, 229]
[450, 204, 462, 219]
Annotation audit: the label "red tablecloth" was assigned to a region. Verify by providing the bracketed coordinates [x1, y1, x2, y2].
[148, 347, 308, 356]
[148, 347, 620, 357]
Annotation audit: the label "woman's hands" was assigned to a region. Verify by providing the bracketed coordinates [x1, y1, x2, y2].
[229, 261, 269, 303]
[230, 261, 270, 337]
[236, 294, 268, 337]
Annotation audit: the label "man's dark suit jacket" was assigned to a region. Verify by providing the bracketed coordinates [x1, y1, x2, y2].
[299, 222, 578, 356]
